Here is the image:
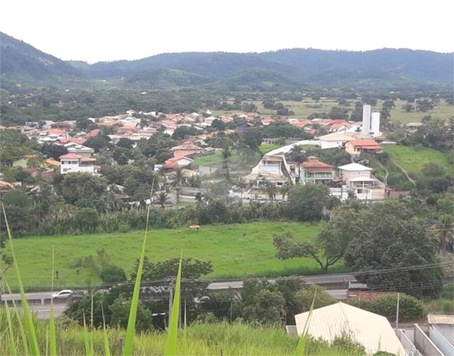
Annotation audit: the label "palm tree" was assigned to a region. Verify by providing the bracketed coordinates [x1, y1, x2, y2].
[280, 181, 292, 200]
[172, 167, 185, 204]
[289, 145, 306, 183]
[195, 192, 203, 204]
[235, 177, 248, 204]
[155, 191, 169, 208]
[263, 181, 277, 203]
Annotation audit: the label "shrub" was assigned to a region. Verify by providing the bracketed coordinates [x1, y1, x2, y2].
[295, 285, 336, 313]
[118, 223, 131, 233]
[348, 293, 426, 321]
[75, 208, 99, 232]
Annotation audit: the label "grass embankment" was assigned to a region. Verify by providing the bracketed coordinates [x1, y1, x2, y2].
[0, 314, 365, 356]
[192, 143, 278, 167]
[383, 145, 452, 178]
[4, 222, 346, 291]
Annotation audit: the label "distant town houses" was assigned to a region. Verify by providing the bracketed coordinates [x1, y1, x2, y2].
[2, 104, 394, 202]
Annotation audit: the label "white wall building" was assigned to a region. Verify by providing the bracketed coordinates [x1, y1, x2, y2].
[293, 303, 405, 355]
[362, 105, 371, 135]
[59, 153, 98, 175]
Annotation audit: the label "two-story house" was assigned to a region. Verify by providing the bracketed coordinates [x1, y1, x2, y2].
[59, 153, 98, 175]
[332, 163, 386, 201]
[300, 156, 335, 185]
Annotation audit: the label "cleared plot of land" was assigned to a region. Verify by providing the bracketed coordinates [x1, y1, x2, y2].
[192, 143, 277, 167]
[4, 222, 344, 291]
[383, 145, 452, 177]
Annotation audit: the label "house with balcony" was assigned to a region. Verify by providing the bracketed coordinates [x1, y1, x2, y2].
[300, 156, 335, 185]
[59, 153, 98, 175]
[330, 163, 386, 201]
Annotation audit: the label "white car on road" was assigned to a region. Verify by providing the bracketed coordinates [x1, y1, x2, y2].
[51, 290, 73, 299]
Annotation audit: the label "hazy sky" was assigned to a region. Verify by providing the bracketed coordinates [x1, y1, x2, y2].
[2, 0, 453, 63]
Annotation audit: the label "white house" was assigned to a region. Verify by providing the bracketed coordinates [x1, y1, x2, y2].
[330, 163, 386, 201]
[59, 153, 98, 175]
[244, 154, 294, 187]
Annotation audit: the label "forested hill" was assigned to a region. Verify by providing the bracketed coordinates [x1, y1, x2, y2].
[1, 31, 453, 90]
[0, 32, 81, 82]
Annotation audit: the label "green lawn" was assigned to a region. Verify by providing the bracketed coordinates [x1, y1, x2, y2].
[192, 143, 278, 167]
[383, 145, 452, 176]
[4, 222, 345, 291]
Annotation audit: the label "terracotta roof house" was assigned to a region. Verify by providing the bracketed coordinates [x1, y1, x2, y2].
[170, 144, 205, 157]
[163, 155, 194, 169]
[300, 156, 335, 185]
[45, 158, 60, 167]
[345, 139, 382, 156]
[86, 129, 101, 138]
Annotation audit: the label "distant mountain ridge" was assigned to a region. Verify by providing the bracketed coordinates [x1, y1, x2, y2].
[0, 32, 81, 81]
[1, 32, 452, 90]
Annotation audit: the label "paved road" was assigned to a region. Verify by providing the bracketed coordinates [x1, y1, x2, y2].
[2, 273, 355, 301]
[3, 274, 354, 319]
[18, 289, 347, 319]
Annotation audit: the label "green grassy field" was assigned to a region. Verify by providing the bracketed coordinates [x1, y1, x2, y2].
[212, 98, 452, 124]
[192, 143, 278, 167]
[383, 145, 452, 176]
[4, 222, 344, 291]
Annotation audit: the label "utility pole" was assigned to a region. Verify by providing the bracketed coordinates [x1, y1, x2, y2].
[395, 293, 400, 333]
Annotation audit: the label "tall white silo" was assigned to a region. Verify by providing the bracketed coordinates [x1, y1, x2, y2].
[362, 105, 371, 135]
[371, 112, 381, 137]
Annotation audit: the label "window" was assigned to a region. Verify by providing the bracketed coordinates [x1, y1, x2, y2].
[72, 161, 78, 164]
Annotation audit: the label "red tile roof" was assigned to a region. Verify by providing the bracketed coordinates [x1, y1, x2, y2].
[59, 153, 81, 159]
[86, 129, 101, 138]
[349, 139, 381, 148]
[302, 160, 333, 169]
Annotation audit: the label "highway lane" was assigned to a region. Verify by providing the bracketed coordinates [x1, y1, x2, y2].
[3, 273, 355, 301]
[12, 289, 348, 319]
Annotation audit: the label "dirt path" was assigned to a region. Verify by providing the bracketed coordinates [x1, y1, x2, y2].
[390, 158, 416, 187]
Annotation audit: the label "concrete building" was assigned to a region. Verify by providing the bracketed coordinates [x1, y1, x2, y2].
[244, 154, 294, 187]
[362, 105, 372, 135]
[293, 303, 405, 355]
[59, 153, 98, 175]
[371, 112, 381, 137]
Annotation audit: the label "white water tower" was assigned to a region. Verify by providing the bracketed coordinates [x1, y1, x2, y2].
[371, 112, 381, 137]
[362, 105, 371, 135]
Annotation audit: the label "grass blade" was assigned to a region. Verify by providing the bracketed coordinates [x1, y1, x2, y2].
[83, 312, 93, 356]
[295, 291, 316, 355]
[122, 182, 154, 356]
[2, 203, 40, 356]
[4, 299, 18, 356]
[102, 304, 111, 356]
[6, 283, 30, 355]
[164, 252, 183, 356]
[49, 247, 57, 356]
